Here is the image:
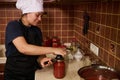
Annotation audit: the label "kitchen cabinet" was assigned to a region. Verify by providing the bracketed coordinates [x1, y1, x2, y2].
[0, 64, 5, 80]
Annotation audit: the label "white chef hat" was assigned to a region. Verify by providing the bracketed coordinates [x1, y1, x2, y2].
[16, 0, 44, 14]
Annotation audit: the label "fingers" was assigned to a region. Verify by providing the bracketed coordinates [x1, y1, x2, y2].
[41, 58, 53, 68]
[59, 51, 66, 57]
[54, 48, 67, 57]
[62, 48, 67, 55]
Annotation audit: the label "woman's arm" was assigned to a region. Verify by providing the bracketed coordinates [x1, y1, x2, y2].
[12, 36, 66, 56]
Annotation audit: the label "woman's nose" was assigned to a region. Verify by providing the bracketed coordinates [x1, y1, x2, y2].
[38, 16, 42, 21]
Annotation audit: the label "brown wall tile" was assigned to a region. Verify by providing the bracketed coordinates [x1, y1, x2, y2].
[117, 30, 120, 44]
[116, 44, 120, 58]
[104, 27, 111, 39]
[115, 59, 120, 72]
[106, 14, 112, 27]
[101, 14, 106, 25]
[110, 28, 117, 42]
[112, 2, 120, 14]
[111, 15, 119, 28]
[118, 15, 120, 29]
[109, 54, 115, 68]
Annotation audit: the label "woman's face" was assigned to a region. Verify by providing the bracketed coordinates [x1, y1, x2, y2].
[26, 12, 43, 26]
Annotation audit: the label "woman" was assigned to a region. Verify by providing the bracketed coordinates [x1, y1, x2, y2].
[4, 0, 66, 80]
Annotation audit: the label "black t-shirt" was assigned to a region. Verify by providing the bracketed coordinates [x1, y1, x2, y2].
[5, 20, 42, 77]
[5, 20, 43, 57]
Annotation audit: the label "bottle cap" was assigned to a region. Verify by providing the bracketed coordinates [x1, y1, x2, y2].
[55, 55, 64, 61]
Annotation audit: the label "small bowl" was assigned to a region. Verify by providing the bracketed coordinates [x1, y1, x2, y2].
[78, 64, 120, 80]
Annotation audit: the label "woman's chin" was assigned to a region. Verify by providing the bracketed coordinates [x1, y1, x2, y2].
[32, 23, 38, 26]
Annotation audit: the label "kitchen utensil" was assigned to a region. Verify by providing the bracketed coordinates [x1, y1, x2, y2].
[78, 64, 120, 80]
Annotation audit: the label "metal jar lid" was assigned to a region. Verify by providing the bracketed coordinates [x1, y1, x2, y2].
[55, 55, 64, 61]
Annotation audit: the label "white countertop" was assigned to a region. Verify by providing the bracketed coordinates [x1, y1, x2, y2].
[35, 57, 91, 80]
[0, 57, 6, 64]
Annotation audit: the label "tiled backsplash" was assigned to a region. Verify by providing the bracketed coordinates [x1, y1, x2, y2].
[0, 1, 120, 71]
[74, 2, 120, 71]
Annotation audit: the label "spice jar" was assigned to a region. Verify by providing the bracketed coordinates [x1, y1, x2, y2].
[53, 55, 65, 79]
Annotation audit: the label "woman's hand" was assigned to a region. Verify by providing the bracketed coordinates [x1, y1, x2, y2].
[52, 48, 66, 57]
[40, 57, 53, 68]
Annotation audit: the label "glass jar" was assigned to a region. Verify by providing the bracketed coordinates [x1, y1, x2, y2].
[53, 55, 65, 79]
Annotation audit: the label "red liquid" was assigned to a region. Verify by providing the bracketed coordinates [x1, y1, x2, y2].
[53, 61, 65, 79]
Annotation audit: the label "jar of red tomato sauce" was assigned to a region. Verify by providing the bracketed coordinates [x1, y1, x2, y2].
[53, 55, 65, 79]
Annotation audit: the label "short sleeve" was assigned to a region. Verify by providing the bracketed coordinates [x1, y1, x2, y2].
[5, 20, 23, 45]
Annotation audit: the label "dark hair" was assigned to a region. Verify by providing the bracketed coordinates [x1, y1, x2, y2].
[21, 13, 27, 17]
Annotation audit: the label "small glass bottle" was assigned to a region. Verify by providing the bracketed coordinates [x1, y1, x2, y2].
[53, 55, 65, 79]
[74, 48, 83, 61]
